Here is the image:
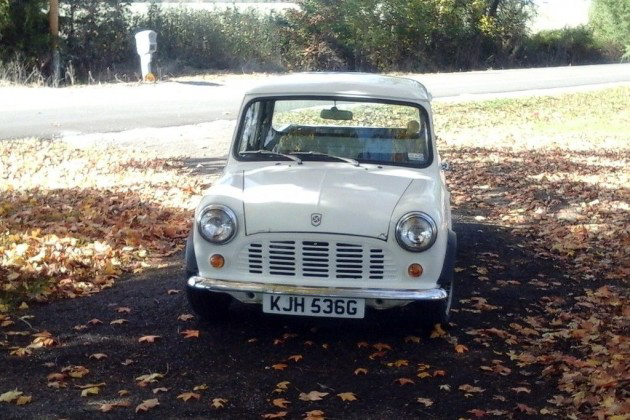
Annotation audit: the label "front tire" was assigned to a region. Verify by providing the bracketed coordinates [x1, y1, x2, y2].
[186, 285, 232, 320]
[420, 278, 454, 328]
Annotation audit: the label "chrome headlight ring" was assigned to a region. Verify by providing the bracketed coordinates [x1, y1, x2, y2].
[197, 204, 238, 245]
[395, 211, 437, 252]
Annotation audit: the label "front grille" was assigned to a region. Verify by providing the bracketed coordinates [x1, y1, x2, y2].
[243, 239, 395, 281]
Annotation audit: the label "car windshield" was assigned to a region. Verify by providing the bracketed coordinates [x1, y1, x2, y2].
[235, 98, 431, 167]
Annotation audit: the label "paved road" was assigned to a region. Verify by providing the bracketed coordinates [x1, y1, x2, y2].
[1, 63, 629, 140]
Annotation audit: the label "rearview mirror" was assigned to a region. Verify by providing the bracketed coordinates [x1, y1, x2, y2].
[320, 107, 353, 121]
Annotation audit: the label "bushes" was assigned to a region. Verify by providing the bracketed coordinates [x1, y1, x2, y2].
[0, 0, 49, 68]
[590, 0, 630, 60]
[520, 26, 606, 66]
[0, 0, 624, 85]
[63, 1, 134, 78]
[136, 5, 284, 71]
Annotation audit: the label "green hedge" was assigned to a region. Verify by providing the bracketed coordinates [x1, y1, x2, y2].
[0, 0, 624, 84]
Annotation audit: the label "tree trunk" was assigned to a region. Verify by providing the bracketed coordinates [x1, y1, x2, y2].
[49, 0, 60, 86]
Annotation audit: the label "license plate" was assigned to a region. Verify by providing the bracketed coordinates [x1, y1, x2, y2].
[262, 294, 365, 319]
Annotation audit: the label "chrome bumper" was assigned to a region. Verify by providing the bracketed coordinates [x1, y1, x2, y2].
[187, 276, 447, 301]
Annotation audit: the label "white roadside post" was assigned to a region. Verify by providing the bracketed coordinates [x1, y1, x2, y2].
[134, 30, 157, 81]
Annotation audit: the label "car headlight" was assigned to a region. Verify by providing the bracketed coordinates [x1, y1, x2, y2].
[197, 205, 238, 244]
[395, 212, 437, 252]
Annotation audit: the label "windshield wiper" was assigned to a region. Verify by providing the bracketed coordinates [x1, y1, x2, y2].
[240, 150, 302, 164]
[290, 151, 359, 167]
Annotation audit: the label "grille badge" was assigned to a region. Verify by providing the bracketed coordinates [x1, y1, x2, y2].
[311, 213, 322, 226]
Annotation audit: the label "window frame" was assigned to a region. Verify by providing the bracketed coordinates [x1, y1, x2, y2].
[232, 95, 434, 169]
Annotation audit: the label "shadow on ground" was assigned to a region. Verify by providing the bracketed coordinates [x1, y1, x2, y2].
[0, 214, 578, 419]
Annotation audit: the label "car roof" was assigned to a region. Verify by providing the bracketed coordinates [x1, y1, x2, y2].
[244, 73, 431, 102]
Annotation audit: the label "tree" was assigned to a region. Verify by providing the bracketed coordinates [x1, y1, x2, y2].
[590, 0, 630, 59]
[62, 0, 132, 78]
[0, 0, 49, 65]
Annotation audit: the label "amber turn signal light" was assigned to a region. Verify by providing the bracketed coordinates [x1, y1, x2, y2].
[209, 254, 225, 269]
[408, 263, 423, 278]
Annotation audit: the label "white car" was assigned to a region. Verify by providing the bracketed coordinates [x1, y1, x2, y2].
[185, 73, 456, 326]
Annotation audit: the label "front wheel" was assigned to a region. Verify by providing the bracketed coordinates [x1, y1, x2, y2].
[405, 279, 454, 330]
[186, 285, 232, 321]
[422, 278, 454, 327]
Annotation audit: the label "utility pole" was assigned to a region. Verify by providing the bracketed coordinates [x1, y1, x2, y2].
[50, 0, 60, 86]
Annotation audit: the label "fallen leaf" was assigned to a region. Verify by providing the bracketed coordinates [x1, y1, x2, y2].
[404, 335, 421, 344]
[261, 412, 287, 419]
[81, 387, 101, 397]
[0, 389, 22, 402]
[368, 351, 387, 360]
[337, 392, 357, 401]
[299, 391, 328, 401]
[356, 341, 369, 348]
[9, 347, 32, 357]
[515, 403, 536, 415]
[76, 382, 106, 389]
[178, 314, 194, 321]
[354, 368, 368, 375]
[511, 387, 531, 394]
[417, 397, 433, 407]
[275, 381, 290, 390]
[89, 353, 108, 360]
[135, 398, 159, 413]
[468, 408, 486, 417]
[152, 387, 168, 394]
[271, 363, 288, 371]
[394, 378, 415, 386]
[430, 324, 446, 338]
[439, 384, 451, 391]
[64, 365, 89, 379]
[177, 392, 200, 402]
[272, 398, 290, 408]
[15, 395, 31, 405]
[304, 410, 325, 419]
[287, 354, 303, 362]
[87, 319, 102, 325]
[373, 343, 392, 351]
[417, 372, 432, 379]
[121, 359, 134, 366]
[110, 319, 128, 325]
[47, 373, 65, 381]
[459, 384, 485, 394]
[135, 373, 164, 386]
[138, 335, 161, 343]
[180, 329, 199, 339]
[100, 403, 114, 413]
[167, 289, 180, 295]
[211, 398, 228, 408]
[455, 344, 469, 353]
[115, 307, 131, 313]
[193, 384, 208, 391]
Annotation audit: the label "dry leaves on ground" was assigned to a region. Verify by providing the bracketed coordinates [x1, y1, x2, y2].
[0, 139, 205, 308]
[435, 86, 630, 418]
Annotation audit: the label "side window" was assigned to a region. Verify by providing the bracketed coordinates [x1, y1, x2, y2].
[239, 102, 261, 152]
